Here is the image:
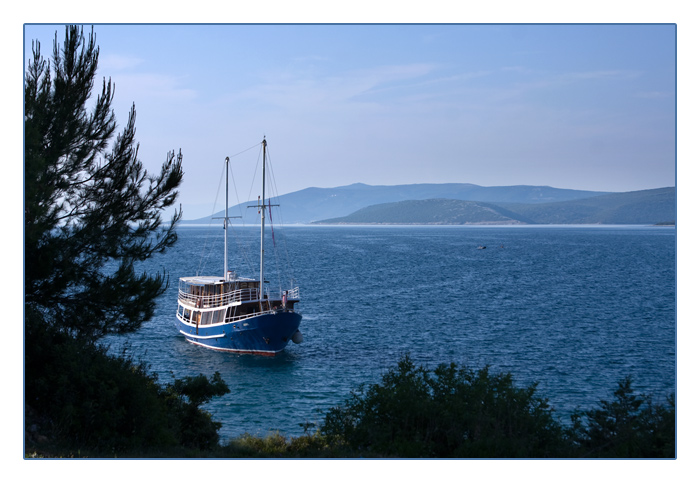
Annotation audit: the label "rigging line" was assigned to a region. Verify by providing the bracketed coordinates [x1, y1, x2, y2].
[227, 218, 256, 275]
[246, 143, 264, 206]
[269, 203, 276, 247]
[264, 147, 279, 199]
[263, 147, 296, 284]
[263, 147, 286, 292]
[227, 160, 245, 223]
[266, 149, 291, 230]
[263, 146, 282, 225]
[199, 226, 226, 276]
[277, 228, 295, 287]
[258, 145, 284, 293]
[197, 161, 226, 276]
[222, 157, 257, 276]
[230, 142, 266, 278]
[225, 156, 257, 275]
[262, 148, 279, 249]
[279, 225, 295, 284]
[259, 147, 295, 289]
[271, 234, 284, 296]
[228, 170, 256, 275]
[228, 142, 261, 159]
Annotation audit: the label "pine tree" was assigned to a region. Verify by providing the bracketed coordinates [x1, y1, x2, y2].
[24, 25, 183, 341]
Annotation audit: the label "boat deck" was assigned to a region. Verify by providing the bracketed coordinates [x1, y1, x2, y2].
[178, 276, 299, 310]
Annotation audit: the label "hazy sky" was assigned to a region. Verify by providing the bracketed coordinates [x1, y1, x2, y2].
[24, 23, 676, 219]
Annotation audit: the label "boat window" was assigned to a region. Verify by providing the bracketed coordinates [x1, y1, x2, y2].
[213, 309, 225, 324]
[201, 311, 213, 325]
[225, 306, 236, 322]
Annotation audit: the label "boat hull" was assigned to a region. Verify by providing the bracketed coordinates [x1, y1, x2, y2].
[176, 311, 302, 355]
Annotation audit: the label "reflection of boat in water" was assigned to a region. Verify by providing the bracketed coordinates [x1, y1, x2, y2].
[175, 138, 302, 355]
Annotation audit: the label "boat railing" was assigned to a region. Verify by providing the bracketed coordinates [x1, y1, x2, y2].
[178, 287, 259, 309]
[179, 285, 300, 309]
[223, 309, 273, 324]
[222, 302, 299, 325]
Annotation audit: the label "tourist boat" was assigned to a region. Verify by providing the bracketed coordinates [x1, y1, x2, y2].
[175, 138, 302, 354]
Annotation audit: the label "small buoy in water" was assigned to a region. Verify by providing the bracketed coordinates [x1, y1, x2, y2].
[292, 330, 303, 344]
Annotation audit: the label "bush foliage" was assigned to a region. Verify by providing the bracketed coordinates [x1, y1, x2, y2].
[318, 354, 674, 458]
[25, 308, 230, 457]
[25, 349, 674, 458]
[321, 354, 569, 457]
[217, 354, 675, 459]
[567, 376, 675, 458]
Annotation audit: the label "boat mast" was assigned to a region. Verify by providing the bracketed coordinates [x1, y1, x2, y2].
[260, 138, 267, 304]
[224, 156, 230, 279]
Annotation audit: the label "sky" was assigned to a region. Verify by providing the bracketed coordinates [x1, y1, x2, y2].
[23, 23, 676, 219]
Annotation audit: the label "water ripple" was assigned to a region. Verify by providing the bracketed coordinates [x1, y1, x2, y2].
[106, 225, 676, 441]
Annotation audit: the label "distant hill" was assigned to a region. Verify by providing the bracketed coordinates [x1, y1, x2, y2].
[498, 187, 677, 225]
[182, 183, 610, 225]
[313, 187, 676, 225]
[314, 199, 528, 225]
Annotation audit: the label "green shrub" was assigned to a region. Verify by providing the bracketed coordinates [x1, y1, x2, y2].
[25, 309, 230, 456]
[223, 432, 290, 457]
[164, 372, 230, 450]
[25, 316, 176, 455]
[219, 431, 352, 458]
[568, 376, 675, 458]
[321, 354, 570, 458]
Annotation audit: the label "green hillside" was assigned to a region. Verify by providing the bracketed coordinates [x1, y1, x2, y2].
[314, 187, 676, 225]
[317, 199, 529, 225]
[501, 187, 676, 224]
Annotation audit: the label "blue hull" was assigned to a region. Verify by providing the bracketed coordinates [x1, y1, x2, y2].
[176, 311, 302, 355]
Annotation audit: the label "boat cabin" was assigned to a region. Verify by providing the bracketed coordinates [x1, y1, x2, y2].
[177, 275, 298, 328]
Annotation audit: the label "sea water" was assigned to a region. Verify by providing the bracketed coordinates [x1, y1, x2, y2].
[105, 225, 676, 442]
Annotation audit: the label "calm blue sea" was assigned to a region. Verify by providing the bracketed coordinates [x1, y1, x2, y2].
[105, 225, 676, 442]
